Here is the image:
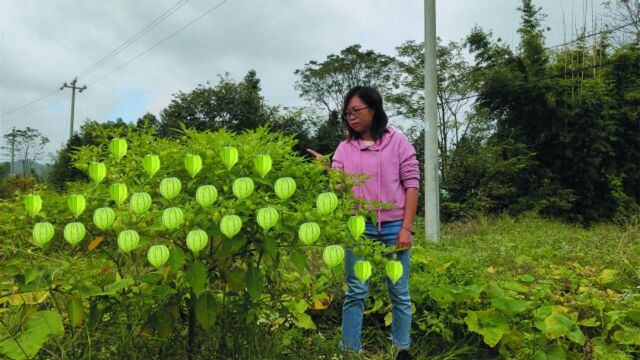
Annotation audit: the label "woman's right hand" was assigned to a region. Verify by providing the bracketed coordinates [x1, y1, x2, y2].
[306, 148, 323, 158]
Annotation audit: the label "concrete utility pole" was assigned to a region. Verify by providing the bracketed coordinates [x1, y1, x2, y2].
[424, 0, 440, 242]
[60, 77, 87, 140]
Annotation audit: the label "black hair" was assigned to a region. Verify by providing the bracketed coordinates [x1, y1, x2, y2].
[341, 86, 389, 141]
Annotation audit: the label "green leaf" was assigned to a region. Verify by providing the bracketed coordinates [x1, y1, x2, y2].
[246, 264, 263, 298]
[429, 286, 454, 306]
[597, 269, 617, 284]
[0, 311, 64, 360]
[169, 246, 186, 271]
[491, 296, 530, 316]
[103, 278, 134, 295]
[384, 311, 393, 327]
[263, 237, 278, 260]
[293, 312, 316, 330]
[613, 326, 640, 345]
[186, 260, 208, 298]
[216, 237, 247, 259]
[567, 325, 585, 345]
[225, 267, 246, 292]
[291, 248, 307, 272]
[464, 309, 510, 347]
[67, 299, 84, 328]
[195, 293, 220, 329]
[544, 313, 573, 338]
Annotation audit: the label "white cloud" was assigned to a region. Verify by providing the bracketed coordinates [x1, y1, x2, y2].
[0, 0, 607, 162]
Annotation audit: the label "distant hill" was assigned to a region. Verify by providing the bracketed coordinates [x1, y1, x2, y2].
[0, 161, 52, 180]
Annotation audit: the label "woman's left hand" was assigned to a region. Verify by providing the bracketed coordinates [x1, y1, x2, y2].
[396, 228, 413, 250]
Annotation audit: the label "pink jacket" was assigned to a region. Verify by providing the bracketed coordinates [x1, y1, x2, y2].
[331, 126, 420, 230]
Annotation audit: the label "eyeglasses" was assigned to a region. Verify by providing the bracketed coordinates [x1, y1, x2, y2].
[345, 106, 369, 119]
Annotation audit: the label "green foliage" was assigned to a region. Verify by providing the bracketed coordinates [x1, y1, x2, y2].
[0, 123, 387, 359]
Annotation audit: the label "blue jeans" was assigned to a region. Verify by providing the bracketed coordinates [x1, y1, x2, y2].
[341, 220, 412, 352]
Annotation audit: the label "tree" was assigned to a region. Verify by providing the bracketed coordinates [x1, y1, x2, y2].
[294, 45, 398, 117]
[605, 0, 640, 44]
[391, 39, 473, 183]
[2, 127, 50, 177]
[159, 70, 271, 136]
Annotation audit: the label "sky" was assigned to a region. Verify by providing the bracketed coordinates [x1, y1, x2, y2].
[0, 0, 608, 162]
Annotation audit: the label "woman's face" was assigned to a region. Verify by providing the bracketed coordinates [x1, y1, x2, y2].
[345, 95, 374, 135]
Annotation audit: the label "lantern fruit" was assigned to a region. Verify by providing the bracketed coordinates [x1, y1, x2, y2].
[88, 162, 106, 183]
[130, 192, 152, 214]
[298, 222, 321, 245]
[323, 245, 345, 267]
[32, 222, 55, 246]
[256, 207, 279, 231]
[385, 260, 403, 284]
[110, 183, 128, 206]
[195, 185, 218, 207]
[184, 153, 203, 178]
[67, 194, 86, 217]
[118, 230, 140, 253]
[110, 138, 127, 161]
[93, 207, 116, 230]
[147, 244, 170, 268]
[24, 194, 42, 217]
[220, 146, 238, 170]
[348, 215, 366, 238]
[220, 214, 242, 239]
[161, 207, 184, 230]
[316, 192, 338, 215]
[274, 177, 296, 200]
[354, 261, 372, 283]
[159, 177, 181, 200]
[186, 229, 208, 256]
[232, 177, 254, 200]
[63, 222, 86, 246]
[143, 154, 161, 177]
[253, 154, 272, 178]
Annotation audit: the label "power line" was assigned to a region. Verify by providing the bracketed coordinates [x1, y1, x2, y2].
[2, 89, 60, 117]
[3, 0, 227, 126]
[2, 0, 188, 118]
[547, 20, 638, 49]
[446, 54, 639, 105]
[76, 0, 188, 79]
[86, 0, 228, 87]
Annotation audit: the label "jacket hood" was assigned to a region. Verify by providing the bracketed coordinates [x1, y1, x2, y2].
[350, 126, 398, 151]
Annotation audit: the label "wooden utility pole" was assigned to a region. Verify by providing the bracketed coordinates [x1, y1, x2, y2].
[60, 77, 87, 140]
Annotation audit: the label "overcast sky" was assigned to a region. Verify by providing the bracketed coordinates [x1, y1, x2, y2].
[0, 0, 607, 161]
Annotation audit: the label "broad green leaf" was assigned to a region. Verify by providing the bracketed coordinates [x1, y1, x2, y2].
[291, 248, 307, 272]
[67, 299, 84, 328]
[464, 309, 510, 347]
[293, 312, 316, 329]
[186, 260, 208, 298]
[544, 313, 578, 341]
[169, 246, 186, 271]
[263, 237, 278, 260]
[246, 264, 263, 298]
[0, 310, 64, 360]
[613, 326, 640, 345]
[597, 269, 617, 284]
[429, 286, 454, 306]
[224, 267, 246, 292]
[195, 293, 220, 329]
[103, 278, 134, 295]
[491, 296, 530, 316]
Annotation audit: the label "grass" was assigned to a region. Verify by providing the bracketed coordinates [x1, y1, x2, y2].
[301, 212, 640, 359]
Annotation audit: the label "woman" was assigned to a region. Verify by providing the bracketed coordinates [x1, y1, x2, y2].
[307, 86, 419, 359]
